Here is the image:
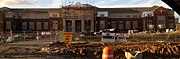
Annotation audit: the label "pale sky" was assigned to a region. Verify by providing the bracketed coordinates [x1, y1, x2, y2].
[0, 0, 179, 18]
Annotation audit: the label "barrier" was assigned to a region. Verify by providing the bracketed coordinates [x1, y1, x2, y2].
[102, 47, 113, 59]
[125, 51, 142, 59]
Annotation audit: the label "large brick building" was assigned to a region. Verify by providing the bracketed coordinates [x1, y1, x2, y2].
[0, 3, 176, 33]
[96, 6, 175, 32]
[0, 7, 62, 33]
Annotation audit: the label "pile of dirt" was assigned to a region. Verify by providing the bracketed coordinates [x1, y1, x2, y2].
[40, 42, 180, 59]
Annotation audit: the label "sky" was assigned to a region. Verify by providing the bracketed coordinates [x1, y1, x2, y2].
[0, 0, 179, 18]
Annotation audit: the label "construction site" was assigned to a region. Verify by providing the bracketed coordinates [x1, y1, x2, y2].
[0, 0, 180, 59]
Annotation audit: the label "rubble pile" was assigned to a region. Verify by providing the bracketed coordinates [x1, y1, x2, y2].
[41, 42, 180, 59]
[1, 42, 180, 59]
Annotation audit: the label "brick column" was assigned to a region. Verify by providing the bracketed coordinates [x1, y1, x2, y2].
[63, 19, 66, 32]
[81, 20, 85, 32]
[91, 19, 94, 32]
[72, 19, 75, 33]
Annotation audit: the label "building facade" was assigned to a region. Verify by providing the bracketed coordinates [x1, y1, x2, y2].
[0, 3, 176, 33]
[61, 3, 96, 33]
[0, 7, 62, 33]
[96, 6, 175, 32]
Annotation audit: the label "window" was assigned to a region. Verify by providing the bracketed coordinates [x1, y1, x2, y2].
[147, 13, 152, 16]
[44, 22, 48, 30]
[147, 20, 152, 24]
[133, 21, 138, 29]
[75, 20, 82, 32]
[125, 21, 131, 29]
[37, 16, 41, 18]
[133, 15, 138, 18]
[44, 16, 49, 18]
[29, 22, 34, 30]
[168, 20, 174, 28]
[111, 21, 116, 28]
[6, 21, 11, 30]
[85, 20, 91, 31]
[30, 16, 35, 19]
[100, 20, 105, 29]
[66, 20, 72, 32]
[100, 14, 105, 17]
[158, 20, 165, 24]
[53, 21, 58, 30]
[126, 15, 130, 18]
[52, 13, 58, 17]
[36, 22, 41, 30]
[22, 22, 27, 30]
[118, 21, 124, 30]
[157, 16, 165, 24]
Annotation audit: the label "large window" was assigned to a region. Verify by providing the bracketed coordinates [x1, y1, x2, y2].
[29, 22, 34, 30]
[66, 20, 72, 32]
[111, 21, 116, 28]
[85, 20, 91, 31]
[147, 20, 152, 24]
[147, 13, 152, 16]
[158, 20, 165, 24]
[133, 15, 138, 18]
[44, 22, 48, 30]
[36, 22, 41, 30]
[53, 20, 58, 30]
[6, 21, 11, 30]
[118, 21, 124, 30]
[126, 15, 130, 18]
[100, 14, 105, 17]
[168, 20, 174, 28]
[157, 16, 165, 24]
[133, 21, 138, 29]
[75, 20, 81, 32]
[125, 21, 131, 29]
[22, 22, 27, 30]
[100, 20, 105, 30]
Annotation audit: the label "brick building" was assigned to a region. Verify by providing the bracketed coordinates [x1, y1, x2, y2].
[0, 3, 176, 33]
[0, 7, 62, 33]
[96, 6, 175, 32]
